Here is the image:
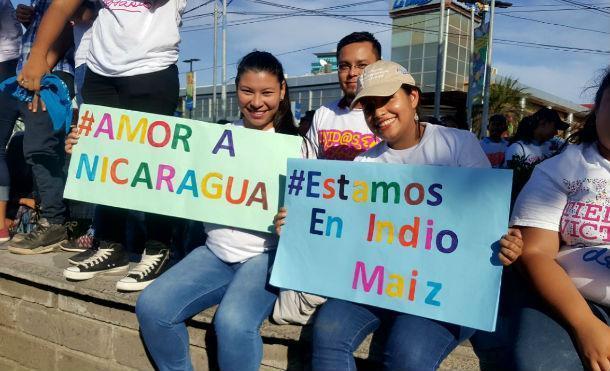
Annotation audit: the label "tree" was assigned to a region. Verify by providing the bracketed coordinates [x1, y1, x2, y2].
[473, 76, 529, 136]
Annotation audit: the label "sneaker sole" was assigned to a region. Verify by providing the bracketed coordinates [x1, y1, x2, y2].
[60, 246, 88, 252]
[8, 240, 66, 255]
[63, 265, 130, 281]
[116, 279, 155, 292]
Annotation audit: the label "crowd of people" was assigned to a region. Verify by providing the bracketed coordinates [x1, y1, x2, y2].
[1, 0, 609, 370]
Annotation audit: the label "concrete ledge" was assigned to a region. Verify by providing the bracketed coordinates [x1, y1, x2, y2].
[0, 250, 480, 370]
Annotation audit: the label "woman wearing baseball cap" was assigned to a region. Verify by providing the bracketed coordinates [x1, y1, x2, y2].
[310, 60, 523, 370]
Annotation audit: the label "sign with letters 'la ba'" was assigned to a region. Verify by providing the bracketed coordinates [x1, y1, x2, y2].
[64, 104, 302, 233]
[270, 159, 512, 331]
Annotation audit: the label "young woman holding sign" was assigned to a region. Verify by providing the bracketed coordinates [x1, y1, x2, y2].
[275, 60, 523, 370]
[507, 69, 610, 371]
[135, 51, 309, 371]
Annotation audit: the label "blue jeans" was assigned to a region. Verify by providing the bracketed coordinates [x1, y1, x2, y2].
[312, 299, 475, 371]
[507, 289, 610, 371]
[74, 64, 87, 107]
[136, 246, 277, 371]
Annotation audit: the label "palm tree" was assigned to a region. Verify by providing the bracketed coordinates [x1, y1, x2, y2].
[473, 76, 529, 136]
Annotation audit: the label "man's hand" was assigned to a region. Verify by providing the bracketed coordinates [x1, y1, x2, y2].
[15, 5, 35, 27]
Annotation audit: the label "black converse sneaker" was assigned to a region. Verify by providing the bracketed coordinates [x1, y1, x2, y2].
[8, 218, 68, 255]
[116, 242, 170, 292]
[67, 245, 99, 265]
[63, 242, 129, 281]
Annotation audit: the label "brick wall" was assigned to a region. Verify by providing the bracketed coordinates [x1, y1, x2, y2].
[0, 252, 480, 371]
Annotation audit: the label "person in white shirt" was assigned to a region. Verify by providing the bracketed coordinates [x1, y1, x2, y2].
[508, 68, 610, 371]
[136, 51, 310, 371]
[480, 114, 509, 168]
[503, 108, 569, 168]
[20, 0, 187, 291]
[277, 60, 523, 369]
[306, 32, 381, 161]
[0, 0, 21, 81]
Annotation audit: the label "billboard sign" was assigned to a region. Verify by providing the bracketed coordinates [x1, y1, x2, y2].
[390, 0, 439, 12]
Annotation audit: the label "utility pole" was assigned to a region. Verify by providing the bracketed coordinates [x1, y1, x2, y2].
[221, 0, 227, 120]
[466, 5, 475, 130]
[212, 1, 218, 122]
[480, 0, 496, 137]
[481, 0, 512, 137]
[433, 0, 446, 119]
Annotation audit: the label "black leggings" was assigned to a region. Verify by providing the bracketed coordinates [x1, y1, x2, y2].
[82, 64, 179, 245]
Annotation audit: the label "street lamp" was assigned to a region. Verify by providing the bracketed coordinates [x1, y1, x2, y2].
[183, 58, 200, 73]
[183, 58, 200, 119]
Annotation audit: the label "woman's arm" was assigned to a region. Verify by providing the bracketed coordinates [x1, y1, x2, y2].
[520, 226, 610, 371]
[17, 0, 83, 92]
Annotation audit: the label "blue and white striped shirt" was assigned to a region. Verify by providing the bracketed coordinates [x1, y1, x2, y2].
[16, 0, 74, 76]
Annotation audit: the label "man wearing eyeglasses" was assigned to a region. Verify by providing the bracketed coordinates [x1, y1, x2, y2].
[306, 32, 381, 161]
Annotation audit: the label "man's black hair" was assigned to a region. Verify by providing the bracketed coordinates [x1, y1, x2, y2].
[336, 32, 382, 60]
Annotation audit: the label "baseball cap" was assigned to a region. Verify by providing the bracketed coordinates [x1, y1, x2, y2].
[350, 60, 417, 109]
[533, 107, 569, 131]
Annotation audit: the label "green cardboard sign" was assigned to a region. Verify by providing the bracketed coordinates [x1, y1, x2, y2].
[64, 104, 303, 233]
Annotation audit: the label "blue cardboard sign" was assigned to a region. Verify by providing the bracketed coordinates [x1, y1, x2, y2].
[270, 159, 512, 331]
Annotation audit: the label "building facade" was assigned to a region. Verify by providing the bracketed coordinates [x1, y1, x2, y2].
[390, 0, 478, 92]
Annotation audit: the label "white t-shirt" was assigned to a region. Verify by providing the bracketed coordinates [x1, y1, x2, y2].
[511, 143, 610, 306]
[73, 24, 93, 68]
[306, 98, 379, 161]
[0, 0, 21, 63]
[203, 119, 311, 263]
[503, 138, 563, 168]
[356, 123, 491, 168]
[480, 137, 508, 168]
[86, 0, 186, 76]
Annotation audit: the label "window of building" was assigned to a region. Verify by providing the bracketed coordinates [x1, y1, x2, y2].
[423, 57, 437, 72]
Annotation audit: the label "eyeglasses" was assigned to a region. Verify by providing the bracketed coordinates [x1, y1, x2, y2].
[338, 63, 369, 73]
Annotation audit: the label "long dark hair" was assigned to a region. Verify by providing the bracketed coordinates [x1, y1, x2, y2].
[234, 51, 299, 136]
[568, 67, 610, 144]
[508, 116, 535, 144]
[402, 84, 424, 139]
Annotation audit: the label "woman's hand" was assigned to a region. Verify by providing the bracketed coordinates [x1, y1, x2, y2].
[65, 126, 80, 154]
[498, 228, 523, 266]
[274, 207, 287, 235]
[17, 51, 49, 93]
[574, 317, 610, 371]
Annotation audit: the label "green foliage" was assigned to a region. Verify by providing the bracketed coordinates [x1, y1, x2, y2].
[472, 76, 530, 136]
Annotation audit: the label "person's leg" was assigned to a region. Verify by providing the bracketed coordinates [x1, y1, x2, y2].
[508, 291, 586, 371]
[312, 299, 382, 371]
[383, 314, 475, 371]
[20, 71, 74, 225]
[118, 64, 179, 247]
[0, 91, 20, 239]
[74, 64, 87, 107]
[81, 69, 127, 245]
[136, 246, 233, 371]
[10, 71, 74, 252]
[213, 252, 277, 371]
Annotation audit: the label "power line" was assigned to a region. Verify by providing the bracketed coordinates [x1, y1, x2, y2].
[244, 0, 609, 52]
[183, 0, 216, 15]
[497, 5, 610, 13]
[178, 0, 609, 78]
[497, 13, 610, 34]
[554, 0, 610, 16]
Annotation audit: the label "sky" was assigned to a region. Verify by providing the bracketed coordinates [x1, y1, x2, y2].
[13, 0, 610, 104]
[175, 0, 610, 105]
